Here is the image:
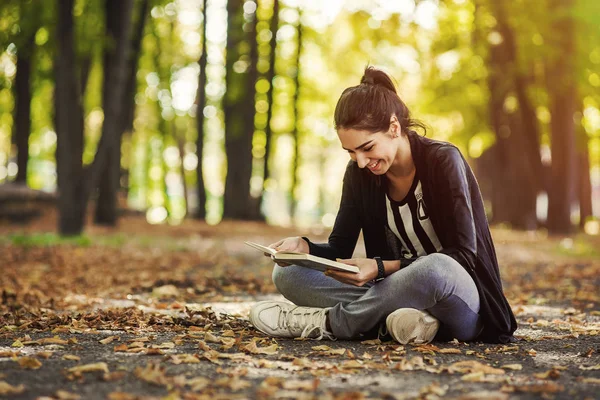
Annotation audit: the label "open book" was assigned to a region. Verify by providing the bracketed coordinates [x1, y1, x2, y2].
[245, 241, 359, 274]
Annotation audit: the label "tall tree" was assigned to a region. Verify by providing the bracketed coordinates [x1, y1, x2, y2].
[13, 29, 36, 184]
[546, 0, 577, 234]
[222, 0, 259, 220]
[55, 0, 86, 235]
[195, 0, 209, 220]
[251, 0, 279, 220]
[93, 0, 135, 225]
[289, 7, 303, 220]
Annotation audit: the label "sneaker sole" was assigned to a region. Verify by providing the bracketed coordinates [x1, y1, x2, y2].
[386, 308, 440, 345]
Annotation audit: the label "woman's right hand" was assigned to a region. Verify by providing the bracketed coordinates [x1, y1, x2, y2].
[267, 236, 310, 266]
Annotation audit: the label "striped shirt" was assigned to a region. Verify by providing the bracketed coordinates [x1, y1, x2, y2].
[385, 176, 442, 259]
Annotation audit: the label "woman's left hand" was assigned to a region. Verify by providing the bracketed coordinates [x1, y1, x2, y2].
[325, 258, 378, 287]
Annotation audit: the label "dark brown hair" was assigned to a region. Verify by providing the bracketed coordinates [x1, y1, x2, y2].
[334, 66, 426, 134]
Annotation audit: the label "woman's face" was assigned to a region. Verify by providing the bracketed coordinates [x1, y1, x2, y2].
[337, 117, 403, 175]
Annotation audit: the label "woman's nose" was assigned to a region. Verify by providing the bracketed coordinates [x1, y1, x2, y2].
[356, 153, 370, 169]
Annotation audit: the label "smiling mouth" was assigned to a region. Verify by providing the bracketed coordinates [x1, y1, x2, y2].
[368, 160, 380, 170]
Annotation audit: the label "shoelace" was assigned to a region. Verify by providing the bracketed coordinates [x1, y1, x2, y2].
[277, 306, 335, 340]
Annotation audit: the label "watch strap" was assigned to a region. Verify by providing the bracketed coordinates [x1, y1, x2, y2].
[374, 256, 385, 282]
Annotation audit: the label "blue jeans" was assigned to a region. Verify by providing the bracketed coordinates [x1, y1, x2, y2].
[272, 253, 482, 341]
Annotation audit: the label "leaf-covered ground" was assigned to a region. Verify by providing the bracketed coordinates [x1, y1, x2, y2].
[1, 215, 599, 399]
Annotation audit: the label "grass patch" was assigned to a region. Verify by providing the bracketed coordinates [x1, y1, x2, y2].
[6, 232, 92, 247]
[554, 235, 600, 258]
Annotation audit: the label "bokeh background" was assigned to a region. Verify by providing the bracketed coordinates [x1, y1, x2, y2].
[0, 0, 599, 236]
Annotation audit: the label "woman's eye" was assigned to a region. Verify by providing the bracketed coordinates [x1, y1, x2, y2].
[364, 146, 374, 152]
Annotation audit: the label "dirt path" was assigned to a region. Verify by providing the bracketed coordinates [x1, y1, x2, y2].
[0, 218, 599, 399]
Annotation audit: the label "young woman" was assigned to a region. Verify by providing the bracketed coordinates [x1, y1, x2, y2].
[249, 67, 517, 344]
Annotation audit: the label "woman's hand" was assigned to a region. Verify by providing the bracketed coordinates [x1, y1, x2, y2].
[325, 258, 378, 287]
[267, 236, 309, 267]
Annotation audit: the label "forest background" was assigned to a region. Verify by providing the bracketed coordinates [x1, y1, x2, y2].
[1, 0, 600, 236]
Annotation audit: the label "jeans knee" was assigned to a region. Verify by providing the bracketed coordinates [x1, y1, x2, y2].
[272, 264, 296, 297]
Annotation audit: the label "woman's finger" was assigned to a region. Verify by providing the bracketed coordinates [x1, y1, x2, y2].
[268, 239, 284, 249]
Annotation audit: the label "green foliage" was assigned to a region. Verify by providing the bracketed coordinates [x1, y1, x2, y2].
[6, 232, 92, 247]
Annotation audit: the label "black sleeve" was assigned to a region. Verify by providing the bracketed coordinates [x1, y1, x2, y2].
[303, 162, 362, 260]
[433, 146, 478, 271]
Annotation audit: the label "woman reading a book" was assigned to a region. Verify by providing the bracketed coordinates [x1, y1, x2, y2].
[249, 66, 517, 344]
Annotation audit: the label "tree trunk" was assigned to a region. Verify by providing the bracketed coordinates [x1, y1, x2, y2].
[13, 38, 34, 184]
[290, 8, 303, 221]
[486, 2, 541, 229]
[195, 0, 208, 220]
[55, 0, 86, 235]
[546, 0, 576, 234]
[253, 0, 279, 220]
[222, 0, 259, 220]
[93, 0, 134, 225]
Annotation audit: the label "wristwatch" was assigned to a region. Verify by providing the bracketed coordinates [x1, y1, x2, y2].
[374, 256, 385, 282]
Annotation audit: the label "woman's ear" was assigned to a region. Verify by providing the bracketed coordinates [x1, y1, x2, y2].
[390, 115, 400, 137]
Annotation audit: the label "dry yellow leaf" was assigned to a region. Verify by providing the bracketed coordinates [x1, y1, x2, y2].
[68, 362, 109, 374]
[243, 341, 278, 355]
[312, 345, 346, 355]
[204, 332, 220, 343]
[578, 377, 600, 384]
[439, 348, 462, 354]
[37, 351, 54, 359]
[222, 329, 236, 337]
[107, 392, 137, 400]
[501, 364, 523, 371]
[170, 354, 200, 364]
[62, 354, 80, 361]
[56, 389, 81, 399]
[579, 364, 600, 370]
[215, 376, 252, 391]
[17, 357, 42, 370]
[448, 360, 505, 375]
[0, 381, 25, 395]
[39, 336, 69, 345]
[134, 363, 169, 387]
[187, 376, 210, 391]
[99, 336, 117, 345]
[11, 340, 24, 348]
[152, 342, 175, 349]
[282, 380, 317, 391]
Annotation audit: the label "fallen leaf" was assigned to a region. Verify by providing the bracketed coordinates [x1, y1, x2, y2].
[169, 354, 200, 364]
[113, 344, 128, 352]
[509, 382, 564, 393]
[56, 389, 81, 399]
[37, 351, 54, 359]
[457, 390, 509, 400]
[103, 371, 127, 382]
[501, 364, 523, 371]
[39, 336, 69, 345]
[438, 348, 462, 354]
[0, 381, 26, 395]
[312, 345, 346, 355]
[68, 362, 109, 374]
[107, 392, 137, 400]
[243, 341, 278, 355]
[187, 376, 210, 391]
[215, 376, 252, 391]
[534, 369, 561, 380]
[152, 285, 180, 298]
[152, 342, 175, 349]
[17, 357, 42, 370]
[11, 340, 24, 348]
[100, 336, 117, 345]
[579, 364, 600, 370]
[134, 363, 169, 387]
[282, 379, 318, 391]
[448, 360, 505, 375]
[62, 355, 80, 361]
[577, 377, 600, 384]
[360, 339, 381, 345]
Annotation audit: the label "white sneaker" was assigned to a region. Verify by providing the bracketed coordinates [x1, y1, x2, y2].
[386, 308, 440, 344]
[249, 301, 335, 340]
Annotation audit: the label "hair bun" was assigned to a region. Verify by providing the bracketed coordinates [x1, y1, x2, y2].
[360, 66, 397, 94]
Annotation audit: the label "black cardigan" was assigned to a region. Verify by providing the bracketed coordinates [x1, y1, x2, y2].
[305, 131, 517, 343]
